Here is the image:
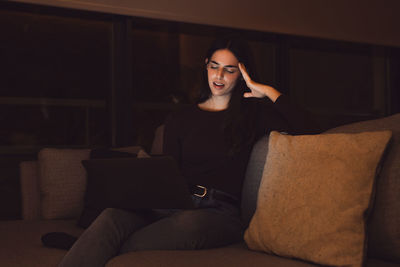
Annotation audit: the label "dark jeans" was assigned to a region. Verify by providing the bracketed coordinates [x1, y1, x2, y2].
[58, 193, 244, 267]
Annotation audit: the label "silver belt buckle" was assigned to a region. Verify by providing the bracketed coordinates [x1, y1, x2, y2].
[194, 185, 207, 197]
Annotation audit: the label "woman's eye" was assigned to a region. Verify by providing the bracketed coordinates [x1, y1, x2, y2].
[225, 69, 235, 74]
[210, 65, 218, 69]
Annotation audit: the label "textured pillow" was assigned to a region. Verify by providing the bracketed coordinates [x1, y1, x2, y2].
[39, 148, 91, 219]
[244, 130, 392, 267]
[325, 113, 400, 262]
[38, 146, 147, 219]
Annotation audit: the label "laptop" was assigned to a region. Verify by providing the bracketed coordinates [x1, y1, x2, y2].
[81, 156, 195, 211]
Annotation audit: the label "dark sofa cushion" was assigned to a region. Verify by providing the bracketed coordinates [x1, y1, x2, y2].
[241, 135, 269, 226]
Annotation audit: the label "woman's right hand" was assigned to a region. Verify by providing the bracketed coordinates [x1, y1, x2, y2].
[238, 63, 282, 103]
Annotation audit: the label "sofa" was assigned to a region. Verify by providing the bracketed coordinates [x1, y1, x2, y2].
[0, 113, 400, 267]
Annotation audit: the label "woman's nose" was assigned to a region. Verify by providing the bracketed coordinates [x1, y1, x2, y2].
[216, 68, 224, 79]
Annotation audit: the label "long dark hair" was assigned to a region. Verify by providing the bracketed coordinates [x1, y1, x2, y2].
[197, 35, 259, 156]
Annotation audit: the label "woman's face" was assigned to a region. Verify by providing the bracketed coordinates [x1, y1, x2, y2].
[206, 49, 241, 98]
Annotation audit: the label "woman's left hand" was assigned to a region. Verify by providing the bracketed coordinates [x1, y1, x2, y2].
[238, 63, 282, 103]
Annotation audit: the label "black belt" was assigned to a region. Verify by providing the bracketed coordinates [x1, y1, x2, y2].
[190, 185, 239, 206]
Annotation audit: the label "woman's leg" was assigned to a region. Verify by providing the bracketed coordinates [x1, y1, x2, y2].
[58, 208, 151, 267]
[119, 204, 244, 253]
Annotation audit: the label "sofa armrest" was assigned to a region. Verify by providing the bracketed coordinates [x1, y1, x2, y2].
[19, 161, 40, 220]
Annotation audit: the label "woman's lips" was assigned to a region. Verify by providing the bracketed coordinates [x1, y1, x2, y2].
[213, 81, 224, 89]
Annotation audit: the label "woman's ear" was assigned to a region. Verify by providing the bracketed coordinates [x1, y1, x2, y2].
[205, 58, 209, 66]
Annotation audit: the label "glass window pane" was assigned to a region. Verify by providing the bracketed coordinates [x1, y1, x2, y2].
[0, 9, 111, 99]
[131, 108, 171, 152]
[248, 40, 277, 87]
[89, 107, 109, 146]
[178, 33, 214, 103]
[289, 46, 373, 113]
[0, 105, 87, 146]
[131, 24, 180, 103]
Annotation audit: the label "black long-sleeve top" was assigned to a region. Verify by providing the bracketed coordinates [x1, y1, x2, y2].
[163, 95, 319, 199]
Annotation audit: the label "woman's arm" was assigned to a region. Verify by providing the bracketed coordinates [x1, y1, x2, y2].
[238, 63, 281, 103]
[238, 62, 321, 135]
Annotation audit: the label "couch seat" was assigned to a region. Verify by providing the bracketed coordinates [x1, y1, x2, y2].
[108, 243, 400, 267]
[107, 242, 317, 267]
[1, 220, 398, 267]
[0, 219, 82, 267]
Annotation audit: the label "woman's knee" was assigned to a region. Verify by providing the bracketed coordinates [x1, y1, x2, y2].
[98, 208, 118, 218]
[120, 209, 242, 252]
[119, 210, 207, 252]
[94, 208, 125, 225]
[92, 208, 147, 232]
[171, 209, 244, 247]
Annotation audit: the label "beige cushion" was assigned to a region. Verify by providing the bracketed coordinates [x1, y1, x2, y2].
[39, 148, 91, 219]
[38, 146, 148, 219]
[244, 130, 392, 267]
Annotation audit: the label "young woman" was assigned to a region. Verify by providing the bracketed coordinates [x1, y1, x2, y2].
[58, 36, 318, 267]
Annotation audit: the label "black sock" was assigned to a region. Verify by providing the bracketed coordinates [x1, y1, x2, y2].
[41, 232, 78, 250]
